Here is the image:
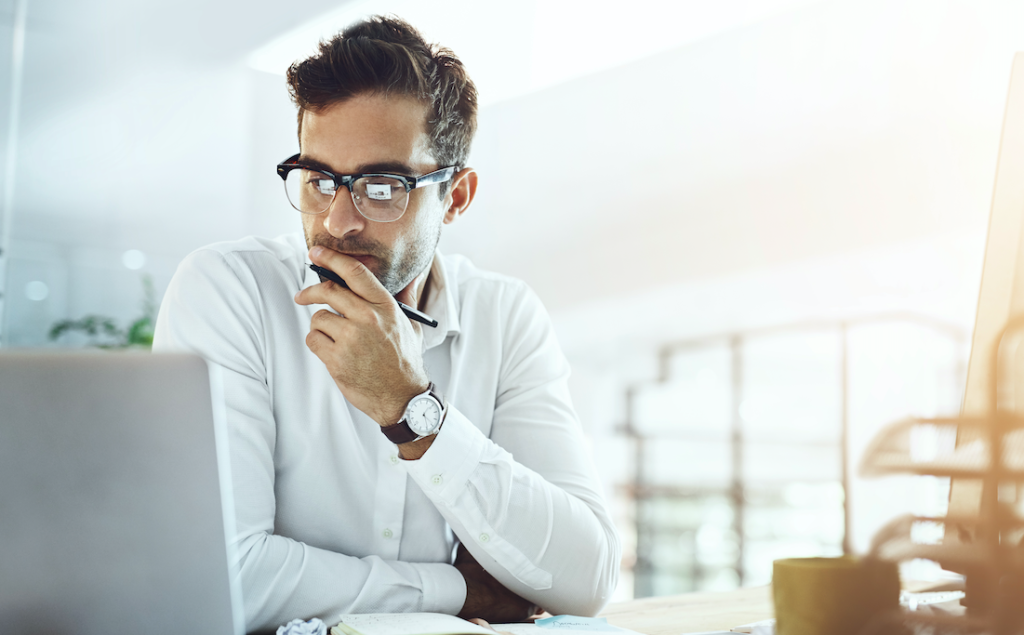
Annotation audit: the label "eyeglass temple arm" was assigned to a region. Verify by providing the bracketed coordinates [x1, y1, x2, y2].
[412, 167, 457, 189]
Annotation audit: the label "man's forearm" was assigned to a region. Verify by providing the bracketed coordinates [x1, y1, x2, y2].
[402, 409, 621, 617]
[234, 531, 465, 631]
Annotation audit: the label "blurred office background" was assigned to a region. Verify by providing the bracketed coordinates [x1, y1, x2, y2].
[1, 0, 1022, 600]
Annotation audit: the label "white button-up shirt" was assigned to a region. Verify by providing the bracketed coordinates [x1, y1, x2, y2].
[153, 233, 620, 633]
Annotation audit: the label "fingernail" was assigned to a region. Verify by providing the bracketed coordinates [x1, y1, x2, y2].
[309, 246, 322, 258]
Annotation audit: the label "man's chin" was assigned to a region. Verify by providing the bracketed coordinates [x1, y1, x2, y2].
[303, 233, 408, 294]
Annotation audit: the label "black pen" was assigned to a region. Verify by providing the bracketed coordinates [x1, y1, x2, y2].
[308, 264, 439, 329]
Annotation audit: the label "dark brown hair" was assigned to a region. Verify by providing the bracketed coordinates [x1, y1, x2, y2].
[286, 16, 478, 172]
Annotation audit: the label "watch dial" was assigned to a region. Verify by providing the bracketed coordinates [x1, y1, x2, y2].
[407, 396, 441, 436]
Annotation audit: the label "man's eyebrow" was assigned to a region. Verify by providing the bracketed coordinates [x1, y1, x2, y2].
[361, 162, 420, 176]
[297, 155, 418, 177]
[296, 155, 335, 174]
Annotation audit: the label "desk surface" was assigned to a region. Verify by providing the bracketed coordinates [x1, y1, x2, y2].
[599, 586, 773, 635]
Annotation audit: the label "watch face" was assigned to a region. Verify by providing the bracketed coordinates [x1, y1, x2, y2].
[406, 395, 442, 436]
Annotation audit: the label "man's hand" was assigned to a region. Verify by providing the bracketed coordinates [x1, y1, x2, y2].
[455, 543, 541, 624]
[294, 246, 429, 427]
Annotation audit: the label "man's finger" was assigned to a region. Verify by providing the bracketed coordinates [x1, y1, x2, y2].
[295, 282, 368, 321]
[309, 246, 392, 304]
[393, 279, 419, 308]
[310, 308, 349, 341]
[304, 329, 335, 355]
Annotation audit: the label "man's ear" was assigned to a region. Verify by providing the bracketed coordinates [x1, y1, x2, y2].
[443, 167, 478, 225]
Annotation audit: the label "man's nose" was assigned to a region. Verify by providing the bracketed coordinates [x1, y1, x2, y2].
[322, 189, 366, 238]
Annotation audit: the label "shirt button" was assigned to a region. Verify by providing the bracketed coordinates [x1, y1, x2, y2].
[431, 474, 443, 485]
[479, 533, 490, 543]
[382, 528, 393, 539]
[389, 455, 399, 465]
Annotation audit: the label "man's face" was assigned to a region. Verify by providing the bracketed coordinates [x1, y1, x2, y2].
[298, 94, 447, 295]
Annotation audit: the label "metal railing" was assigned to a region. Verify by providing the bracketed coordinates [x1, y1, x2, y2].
[620, 313, 967, 596]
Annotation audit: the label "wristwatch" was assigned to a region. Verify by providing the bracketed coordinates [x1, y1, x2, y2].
[380, 382, 447, 444]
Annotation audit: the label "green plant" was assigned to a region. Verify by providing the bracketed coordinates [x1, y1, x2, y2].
[48, 275, 157, 349]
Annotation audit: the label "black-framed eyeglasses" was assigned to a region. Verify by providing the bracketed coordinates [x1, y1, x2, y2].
[276, 154, 456, 223]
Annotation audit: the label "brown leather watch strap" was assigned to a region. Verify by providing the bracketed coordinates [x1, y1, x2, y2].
[381, 419, 419, 444]
[380, 383, 445, 445]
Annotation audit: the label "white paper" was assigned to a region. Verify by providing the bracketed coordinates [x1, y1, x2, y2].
[279, 618, 327, 635]
[333, 613, 495, 635]
[493, 624, 644, 635]
[730, 619, 774, 635]
[365, 183, 392, 200]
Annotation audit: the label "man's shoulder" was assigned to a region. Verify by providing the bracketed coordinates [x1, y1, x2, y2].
[440, 252, 529, 297]
[185, 233, 305, 265]
[439, 253, 549, 328]
[176, 233, 306, 284]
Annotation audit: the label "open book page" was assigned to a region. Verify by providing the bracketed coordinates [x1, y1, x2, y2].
[331, 613, 496, 635]
[491, 624, 645, 635]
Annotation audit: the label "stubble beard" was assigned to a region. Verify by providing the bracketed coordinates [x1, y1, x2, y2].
[304, 223, 441, 295]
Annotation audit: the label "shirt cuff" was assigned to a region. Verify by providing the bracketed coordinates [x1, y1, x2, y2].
[403, 406, 488, 508]
[417, 562, 467, 615]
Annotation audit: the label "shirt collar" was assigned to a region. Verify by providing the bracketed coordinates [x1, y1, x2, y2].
[420, 249, 461, 351]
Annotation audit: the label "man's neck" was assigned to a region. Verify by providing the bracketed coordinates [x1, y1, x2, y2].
[418, 275, 432, 312]
[414, 259, 434, 313]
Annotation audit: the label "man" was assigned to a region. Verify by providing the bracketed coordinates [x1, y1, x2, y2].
[154, 16, 620, 633]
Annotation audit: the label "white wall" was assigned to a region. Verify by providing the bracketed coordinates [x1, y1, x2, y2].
[441, 0, 1020, 317]
[0, 0, 309, 344]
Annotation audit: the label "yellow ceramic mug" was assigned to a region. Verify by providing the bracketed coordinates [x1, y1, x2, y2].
[773, 557, 900, 635]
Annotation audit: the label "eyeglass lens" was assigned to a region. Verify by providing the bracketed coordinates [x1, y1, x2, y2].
[284, 169, 409, 222]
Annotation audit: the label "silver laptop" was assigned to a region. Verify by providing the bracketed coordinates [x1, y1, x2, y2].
[0, 351, 243, 635]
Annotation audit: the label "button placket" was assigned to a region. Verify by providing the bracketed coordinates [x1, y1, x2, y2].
[372, 446, 407, 560]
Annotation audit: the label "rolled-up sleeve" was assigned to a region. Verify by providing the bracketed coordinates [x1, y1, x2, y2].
[404, 282, 620, 616]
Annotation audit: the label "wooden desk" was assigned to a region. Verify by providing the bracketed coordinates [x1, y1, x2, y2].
[599, 586, 773, 635]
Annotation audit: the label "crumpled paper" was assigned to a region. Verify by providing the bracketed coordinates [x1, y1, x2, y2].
[277, 617, 327, 635]
[751, 621, 775, 635]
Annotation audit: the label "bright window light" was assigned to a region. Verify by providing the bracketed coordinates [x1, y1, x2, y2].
[24, 280, 48, 302]
[248, 0, 824, 106]
[122, 249, 146, 270]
